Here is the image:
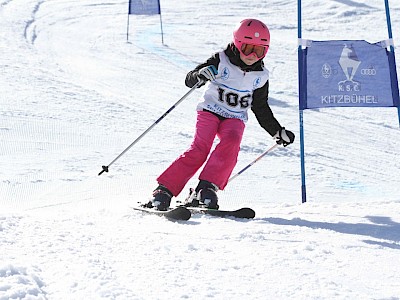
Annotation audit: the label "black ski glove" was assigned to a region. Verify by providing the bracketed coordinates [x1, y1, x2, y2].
[274, 127, 295, 147]
[196, 65, 218, 88]
[185, 66, 218, 88]
[198, 65, 218, 82]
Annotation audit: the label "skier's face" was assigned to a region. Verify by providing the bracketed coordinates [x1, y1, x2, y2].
[240, 52, 261, 65]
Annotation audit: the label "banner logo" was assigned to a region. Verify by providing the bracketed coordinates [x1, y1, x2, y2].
[321, 63, 332, 78]
[338, 45, 361, 92]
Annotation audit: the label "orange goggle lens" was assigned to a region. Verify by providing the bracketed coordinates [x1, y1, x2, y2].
[241, 44, 267, 58]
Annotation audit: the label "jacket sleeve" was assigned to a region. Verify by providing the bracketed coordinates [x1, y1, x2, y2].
[251, 81, 282, 136]
[185, 53, 221, 88]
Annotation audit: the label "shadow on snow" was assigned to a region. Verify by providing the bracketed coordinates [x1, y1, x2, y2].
[261, 215, 400, 249]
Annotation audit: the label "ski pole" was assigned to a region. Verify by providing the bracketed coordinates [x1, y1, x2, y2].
[98, 81, 202, 176]
[228, 143, 279, 183]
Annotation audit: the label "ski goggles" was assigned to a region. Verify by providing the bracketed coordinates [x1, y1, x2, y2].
[240, 43, 268, 58]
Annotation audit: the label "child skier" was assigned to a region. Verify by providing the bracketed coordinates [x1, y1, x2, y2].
[146, 19, 295, 211]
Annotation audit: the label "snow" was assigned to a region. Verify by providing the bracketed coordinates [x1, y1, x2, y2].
[1, 0, 400, 299]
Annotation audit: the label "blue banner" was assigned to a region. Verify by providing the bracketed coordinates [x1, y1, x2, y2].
[302, 40, 398, 109]
[129, 0, 160, 15]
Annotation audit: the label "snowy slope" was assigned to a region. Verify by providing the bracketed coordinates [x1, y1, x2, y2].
[1, 0, 400, 299]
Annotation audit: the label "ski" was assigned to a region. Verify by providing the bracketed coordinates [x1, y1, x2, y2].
[186, 207, 255, 219]
[132, 206, 191, 221]
[179, 188, 255, 219]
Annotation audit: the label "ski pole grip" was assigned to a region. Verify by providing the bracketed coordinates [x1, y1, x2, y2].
[98, 165, 109, 176]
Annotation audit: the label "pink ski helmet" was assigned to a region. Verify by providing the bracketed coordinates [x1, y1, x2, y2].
[233, 19, 270, 58]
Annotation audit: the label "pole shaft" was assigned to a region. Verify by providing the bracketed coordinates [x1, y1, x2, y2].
[99, 82, 201, 175]
[228, 144, 279, 183]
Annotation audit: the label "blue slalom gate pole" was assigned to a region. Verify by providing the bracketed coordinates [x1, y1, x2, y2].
[384, 0, 400, 126]
[298, 0, 307, 203]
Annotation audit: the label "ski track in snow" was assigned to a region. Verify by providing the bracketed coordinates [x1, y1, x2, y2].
[1, 0, 400, 299]
[23, 0, 45, 45]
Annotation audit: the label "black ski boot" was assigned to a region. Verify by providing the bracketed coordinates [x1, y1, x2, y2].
[195, 180, 219, 209]
[145, 185, 172, 211]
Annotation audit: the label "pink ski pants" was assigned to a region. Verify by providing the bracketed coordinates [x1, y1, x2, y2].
[157, 110, 245, 196]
